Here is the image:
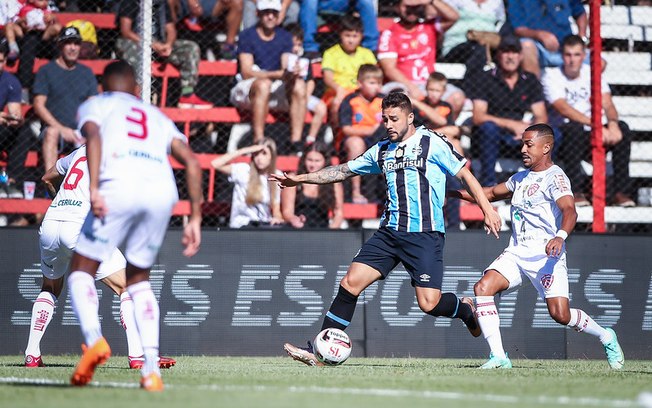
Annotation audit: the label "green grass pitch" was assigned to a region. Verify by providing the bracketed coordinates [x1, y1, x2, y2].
[1, 356, 651, 408]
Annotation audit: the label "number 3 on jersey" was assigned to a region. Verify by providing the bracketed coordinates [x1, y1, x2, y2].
[126, 107, 148, 139]
[63, 157, 87, 190]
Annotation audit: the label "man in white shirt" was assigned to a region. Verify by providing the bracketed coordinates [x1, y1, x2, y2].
[67, 61, 202, 391]
[450, 123, 624, 370]
[542, 35, 635, 207]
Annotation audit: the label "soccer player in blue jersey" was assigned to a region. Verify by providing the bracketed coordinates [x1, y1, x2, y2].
[271, 91, 502, 366]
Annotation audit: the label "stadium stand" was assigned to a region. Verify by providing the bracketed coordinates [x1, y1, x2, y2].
[1, 5, 651, 231]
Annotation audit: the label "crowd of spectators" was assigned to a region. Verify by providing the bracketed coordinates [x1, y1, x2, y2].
[0, 0, 643, 229]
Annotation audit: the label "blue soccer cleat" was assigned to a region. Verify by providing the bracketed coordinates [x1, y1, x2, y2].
[603, 328, 624, 370]
[479, 352, 512, 369]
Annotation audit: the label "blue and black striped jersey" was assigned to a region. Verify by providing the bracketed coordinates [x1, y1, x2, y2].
[348, 126, 466, 232]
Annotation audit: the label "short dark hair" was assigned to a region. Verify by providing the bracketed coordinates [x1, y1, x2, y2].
[427, 71, 447, 85]
[340, 15, 363, 33]
[285, 23, 304, 39]
[525, 123, 554, 139]
[102, 60, 136, 88]
[562, 34, 586, 50]
[382, 91, 412, 113]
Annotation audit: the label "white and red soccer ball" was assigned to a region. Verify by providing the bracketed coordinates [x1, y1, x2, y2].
[313, 328, 352, 366]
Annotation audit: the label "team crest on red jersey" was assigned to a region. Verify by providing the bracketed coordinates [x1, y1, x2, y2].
[540, 274, 554, 290]
[527, 184, 540, 196]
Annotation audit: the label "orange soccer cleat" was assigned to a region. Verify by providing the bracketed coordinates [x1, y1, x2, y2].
[140, 372, 164, 392]
[70, 337, 111, 386]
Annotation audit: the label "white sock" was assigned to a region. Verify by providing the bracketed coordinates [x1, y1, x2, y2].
[567, 308, 611, 343]
[69, 271, 102, 346]
[475, 296, 507, 359]
[120, 292, 144, 358]
[25, 291, 57, 357]
[128, 281, 160, 376]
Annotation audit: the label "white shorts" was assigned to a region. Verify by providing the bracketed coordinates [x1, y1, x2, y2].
[229, 78, 290, 112]
[39, 219, 126, 280]
[75, 185, 176, 269]
[485, 248, 569, 299]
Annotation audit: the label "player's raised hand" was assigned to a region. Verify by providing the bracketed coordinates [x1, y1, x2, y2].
[90, 188, 107, 219]
[269, 172, 301, 189]
[182, 217, 201, 257]
[483, 209, 502, 239]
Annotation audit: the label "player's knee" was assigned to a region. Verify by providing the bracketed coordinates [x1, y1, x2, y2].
[339, 275, 363, 296]
[550, 309, 570, 325]
[417, 297, 437, 313]
[41, 277, 64, 297]
[474, 280, 492, 296]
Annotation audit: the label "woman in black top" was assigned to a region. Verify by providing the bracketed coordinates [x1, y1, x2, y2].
[281, 142, 344, 228]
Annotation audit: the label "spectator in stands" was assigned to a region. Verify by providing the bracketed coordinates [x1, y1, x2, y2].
[33, 27, 97, 174]
[4, 0, 60, 99]
[412, 71, 463, 229]
[438, 0, 505, 82]
[242, 0, 299, 29]
[338, 64, 385, 204]
[116, 0, 213, 109]
[378, 0, 465, 119]
[0, 43, 26, 199]
[542, 35, 635, 207]
[508, 0, 587, 78]
[211, 138, 284, 228]
[467, 35, 547, 186]
[412, 72, 461, 153]
[300, 0, 379, 59]
[281, 141, 344, 228]
[287, 23, 327, 145]
[229, 0, 307, 152]
[321, 15, 376, 128]
[169, 0, 243, 60]
[1, 0, 23, 60]
[5, 0, 62, 63]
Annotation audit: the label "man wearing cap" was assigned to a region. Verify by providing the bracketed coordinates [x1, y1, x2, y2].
[229, 0, 307, 151]
[467, 35, 548, 187]
[33, 26, 98, 173]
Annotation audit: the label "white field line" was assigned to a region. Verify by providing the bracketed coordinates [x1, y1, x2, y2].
[0, 377, 638, 407]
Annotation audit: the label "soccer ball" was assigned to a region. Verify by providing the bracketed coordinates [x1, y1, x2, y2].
[313, 328, 352, 366]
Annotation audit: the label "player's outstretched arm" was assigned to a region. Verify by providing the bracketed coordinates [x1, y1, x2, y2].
[455, 167, 502, 238]
[269, 163, 356, 188]
[545, 195, 577, 257]
[171, 139, 202, 257]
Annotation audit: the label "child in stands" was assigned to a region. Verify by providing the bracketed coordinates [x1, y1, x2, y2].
[338, 64, 385, 204]
[321, 15, 377, 128]
[286, 23, 328, 146]
[5, 0, 61, 62]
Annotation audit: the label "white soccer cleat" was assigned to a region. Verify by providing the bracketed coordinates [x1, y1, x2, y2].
[283, 342, 324, 367]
